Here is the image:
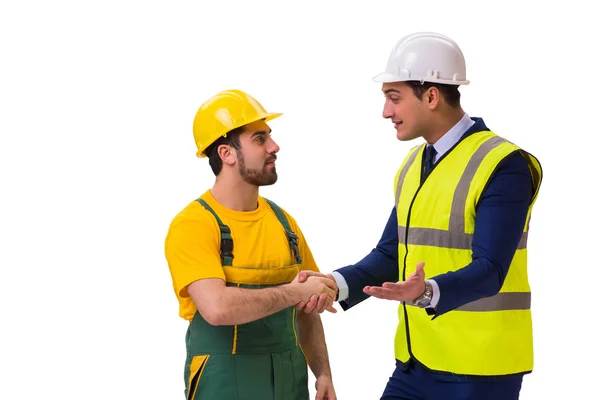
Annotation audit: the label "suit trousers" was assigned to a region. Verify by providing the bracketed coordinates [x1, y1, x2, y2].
[380, 360, 524, 400]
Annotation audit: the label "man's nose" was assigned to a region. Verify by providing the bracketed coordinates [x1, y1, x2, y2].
[268, 137, 280, 153]
[382, 101, 394, 119]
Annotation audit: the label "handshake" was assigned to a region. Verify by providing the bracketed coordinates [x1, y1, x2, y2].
[288, 270, 339, 314]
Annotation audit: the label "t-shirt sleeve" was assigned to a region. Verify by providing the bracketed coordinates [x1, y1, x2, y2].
[164, 219, 225, 298]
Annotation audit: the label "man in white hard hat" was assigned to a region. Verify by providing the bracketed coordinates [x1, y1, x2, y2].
[298, 32, 543, 399]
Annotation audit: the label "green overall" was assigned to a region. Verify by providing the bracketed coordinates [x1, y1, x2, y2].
[183, 198, 309, 400]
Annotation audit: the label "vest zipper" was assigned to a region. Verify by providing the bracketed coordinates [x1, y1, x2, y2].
[402, 178, 427, 363]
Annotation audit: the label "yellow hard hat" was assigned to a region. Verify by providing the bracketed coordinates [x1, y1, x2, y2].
[192, 89, 282, 157]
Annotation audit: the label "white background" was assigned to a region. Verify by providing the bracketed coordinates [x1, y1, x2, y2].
[1, 0, 599, 399]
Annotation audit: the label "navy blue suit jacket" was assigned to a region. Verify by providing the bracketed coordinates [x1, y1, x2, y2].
[335, 118, 534, 316]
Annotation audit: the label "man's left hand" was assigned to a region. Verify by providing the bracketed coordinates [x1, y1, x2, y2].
[363, 261, 426, 302]
[315, 375, 336, 400]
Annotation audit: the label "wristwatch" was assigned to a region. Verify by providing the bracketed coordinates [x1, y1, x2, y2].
[412, 281, 433, 308]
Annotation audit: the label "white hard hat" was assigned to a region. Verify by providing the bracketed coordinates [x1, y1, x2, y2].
[373, 32, 470, 85]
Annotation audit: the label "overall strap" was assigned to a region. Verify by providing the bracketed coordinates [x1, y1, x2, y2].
[265, 198, 302, 265]
[196, 199, 233, 266]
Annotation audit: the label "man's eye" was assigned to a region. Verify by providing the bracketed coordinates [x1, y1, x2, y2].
[256, 136, 265, 143]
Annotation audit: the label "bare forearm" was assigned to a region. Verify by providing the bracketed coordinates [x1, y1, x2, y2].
[213, 285, 299, 325]
[297, 312, 332, 378]
[188, 276, 337, 327]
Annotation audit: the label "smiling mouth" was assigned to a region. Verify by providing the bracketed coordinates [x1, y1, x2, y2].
[394, 121, 403, 128]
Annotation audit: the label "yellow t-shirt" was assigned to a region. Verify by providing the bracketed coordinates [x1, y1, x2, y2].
[164, 190, 320, 321]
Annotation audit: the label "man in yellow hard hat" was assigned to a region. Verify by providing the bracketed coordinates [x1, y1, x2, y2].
[298, 32, 543, 399]
[164, 89, 337, 400]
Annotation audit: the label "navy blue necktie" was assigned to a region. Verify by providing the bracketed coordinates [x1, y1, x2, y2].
[423, 145, 437, 181]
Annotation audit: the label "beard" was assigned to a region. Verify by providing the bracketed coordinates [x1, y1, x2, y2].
[237, 152, 278, 186]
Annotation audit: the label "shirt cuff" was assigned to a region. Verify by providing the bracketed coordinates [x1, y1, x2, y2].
[427, 279, 440, 309]
[331, 271, 349, 302]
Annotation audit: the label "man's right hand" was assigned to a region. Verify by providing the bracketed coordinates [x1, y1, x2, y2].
[291, 271, 338, 314]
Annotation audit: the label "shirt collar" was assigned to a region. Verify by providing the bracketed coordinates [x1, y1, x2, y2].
[431, 113, 475, 161]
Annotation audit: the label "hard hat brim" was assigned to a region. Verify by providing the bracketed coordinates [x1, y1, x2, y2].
[263, 112, 283, 123]
[196, 112, 283, 158]
[372, 72, 405, 83]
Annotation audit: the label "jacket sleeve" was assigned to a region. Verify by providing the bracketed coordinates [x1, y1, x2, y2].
[335, 207, 400, 310]
[430, 151, 534, 317]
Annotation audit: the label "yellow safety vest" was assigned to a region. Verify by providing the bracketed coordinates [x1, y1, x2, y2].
[393, 130, 542, 376]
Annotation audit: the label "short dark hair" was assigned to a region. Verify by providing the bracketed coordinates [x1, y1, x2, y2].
[405, 81, 461, 108]
[204, 126, 245, 176]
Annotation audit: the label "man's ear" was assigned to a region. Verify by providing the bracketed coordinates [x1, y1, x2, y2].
[218, 144, 237, 166]
[426, 87, 440, 110]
